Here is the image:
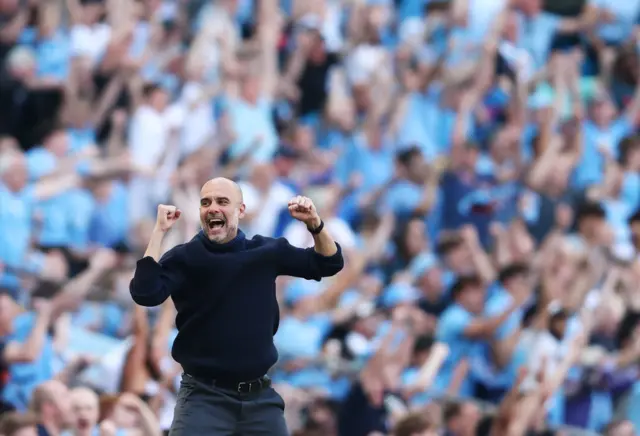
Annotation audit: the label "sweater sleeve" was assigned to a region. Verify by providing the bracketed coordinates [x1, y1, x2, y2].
[129, 247, 186, 307]
[275, 238, 344, 280]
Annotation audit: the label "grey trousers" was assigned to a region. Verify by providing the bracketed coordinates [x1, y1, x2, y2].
[169, 374, 289, 436]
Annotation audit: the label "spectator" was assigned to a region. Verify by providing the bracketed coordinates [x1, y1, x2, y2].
[0, 411, 39, 436]
[29, 380, 72, 436]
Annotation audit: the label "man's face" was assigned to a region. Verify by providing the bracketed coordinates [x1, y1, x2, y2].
[591, 98, 616, 126]
[407, 154, 427, 182]
[149, 89, 169, 111]
[443, 245, 472, 274]
[459, 403, 481, 433]
[418, 267, 443, 299]
[0, 294, 16, 333]
[46, 382, 73, 428]
[71, 390, 99, 431]
[461, 285, 485, 314]
[580, 216, 605, 240]
[241, 76, 260, 104]
[199, 181, 245, 243]
[46, 131, 69, 158]
[2, 152, 28, 192]
[13, 427, 38, 436]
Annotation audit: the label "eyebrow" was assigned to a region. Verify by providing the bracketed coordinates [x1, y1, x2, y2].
[200, 196, 231, 203]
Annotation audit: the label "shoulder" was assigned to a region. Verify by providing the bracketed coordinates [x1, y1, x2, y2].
[159, 243, 189, 265]
[442, 305, 471, 324]
[246, 234, 288, 250]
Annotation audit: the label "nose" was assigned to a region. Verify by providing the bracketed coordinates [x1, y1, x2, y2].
[207, 205, 222, 216]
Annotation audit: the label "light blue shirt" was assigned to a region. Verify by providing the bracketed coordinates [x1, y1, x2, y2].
[603, 197, 633, 245]
[26, 147, 58, 181]
[2, 313, 54, 411]
[68, 128, 96, 154]
[572, 119, 633, 188]
[383, 181, 423, 217]
[66, 189, 95, 250]
[396, 92, 439, 160]
[470, 288, 523, 388]
[0, 184, 41, 289]
[274, 315, 332, 360]
[435, 304, 478, 396]
[621, 172, 640, 211]
[226, 96, 278, 162]
[401, 366, 448, 406]
[594, 0, 640, 43]
[485, 288, 521, 341]
[89, 181, 129, 248]
[350, 134, 395, 192]
[35, 31, 71, 80]
[515, 12, 561, 70]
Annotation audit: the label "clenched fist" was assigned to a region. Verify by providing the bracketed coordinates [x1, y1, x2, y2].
[156, 204, 182, 232]
[288, 196, 320, 228]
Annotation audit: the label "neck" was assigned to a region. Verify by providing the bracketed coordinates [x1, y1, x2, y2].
[41, 420, 60, 436]
[76, 428, 93, 436]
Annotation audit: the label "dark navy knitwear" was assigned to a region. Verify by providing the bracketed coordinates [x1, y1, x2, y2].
[129, 230, 344, 381]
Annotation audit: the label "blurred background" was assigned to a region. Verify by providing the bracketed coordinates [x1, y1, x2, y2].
[2, 0, 640, 435]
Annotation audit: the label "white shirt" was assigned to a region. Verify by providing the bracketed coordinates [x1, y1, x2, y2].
[466, 0, 507, 41]
[128, 104, 183, 220]
[193, 3, 240, 80]
[238, 180, 294, 238]
[70, 24, 112, 63]
[519, 326, 578, 390]
[177, 82, 215, 156]
[128, 105, 179, 167]
[282, 217, 357, 250]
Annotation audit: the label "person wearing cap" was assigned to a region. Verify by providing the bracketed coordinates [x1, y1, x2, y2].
[129, 178, 344, 435]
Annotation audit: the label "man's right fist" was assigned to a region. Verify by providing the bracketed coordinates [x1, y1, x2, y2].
[156, 204, 181, 232]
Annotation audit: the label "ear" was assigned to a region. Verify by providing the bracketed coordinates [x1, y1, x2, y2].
[238, 203, 246, 219]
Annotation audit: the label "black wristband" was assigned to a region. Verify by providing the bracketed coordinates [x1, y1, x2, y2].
[307, 219, 324, 235]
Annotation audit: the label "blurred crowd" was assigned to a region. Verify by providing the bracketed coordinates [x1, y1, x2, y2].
[3, 0, 640, 435]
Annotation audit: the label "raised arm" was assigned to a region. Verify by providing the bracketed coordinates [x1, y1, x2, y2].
[275, 196, 344, 279]
[3, 299, 52, 364]
[129, 205, 186, 307]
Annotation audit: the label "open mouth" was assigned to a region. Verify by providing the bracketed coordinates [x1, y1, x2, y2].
[207, 217, 225, 229]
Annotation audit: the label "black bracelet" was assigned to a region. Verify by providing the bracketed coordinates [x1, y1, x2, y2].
[307, 219, 324, 235]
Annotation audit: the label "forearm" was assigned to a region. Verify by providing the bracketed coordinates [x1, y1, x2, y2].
[52, 267, 105, 317]
[467, 243, 496, 284]
[310, 218, 338, 257]
[153, 300, 175, 349]
[34, 174, 80, 200]
[134, 401, 163, 436]
[14, 313, 50, 362]
[131, 230, 182, 307]
[144, 228, 167, 262]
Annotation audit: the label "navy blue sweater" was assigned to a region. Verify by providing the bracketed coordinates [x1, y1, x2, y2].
[129, 230, 344, 381]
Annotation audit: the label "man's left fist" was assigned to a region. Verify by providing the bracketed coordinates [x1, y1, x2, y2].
[288, 196, 320, 227]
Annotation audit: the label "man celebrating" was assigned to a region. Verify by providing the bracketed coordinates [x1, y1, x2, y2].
[129, 177, 344, 435]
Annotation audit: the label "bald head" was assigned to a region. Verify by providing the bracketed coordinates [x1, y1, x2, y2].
[201, 177, 243, 204]
[199, 178, 246, 243]
[70, 387, 99, 406]
[31, 380, 68, 412]
[30, 380, 72, 428]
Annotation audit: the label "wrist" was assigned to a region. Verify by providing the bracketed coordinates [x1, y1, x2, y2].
[306, 216, 322, 229]
[152, 225, 170, 235]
